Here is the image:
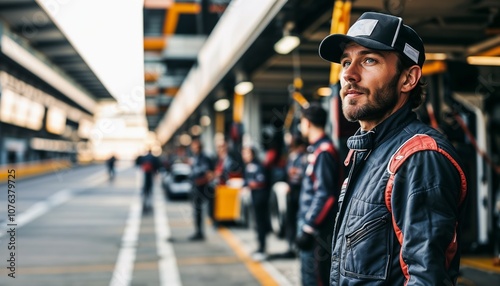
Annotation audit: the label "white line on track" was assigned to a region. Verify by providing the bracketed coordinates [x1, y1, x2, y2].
[109, 195, 142, 286]
[154, 178, 182, 286]
[108, 168, 143, 286]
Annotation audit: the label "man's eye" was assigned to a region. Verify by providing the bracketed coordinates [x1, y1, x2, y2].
[364, 58, 376, 64]
[342, 61, 351, 68]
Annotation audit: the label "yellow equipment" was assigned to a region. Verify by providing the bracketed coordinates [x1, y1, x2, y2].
[214, 184, 241, 221]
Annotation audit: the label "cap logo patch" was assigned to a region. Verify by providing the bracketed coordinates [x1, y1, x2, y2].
[347, 19, 378, 37]
[403, 43, 419, 64]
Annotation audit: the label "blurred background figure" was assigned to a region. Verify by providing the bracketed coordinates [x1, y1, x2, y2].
[296, 103, 340, 286]
[137, 149, 161, 213]
[188, 138, 214, 241]
[282, 136, 307, 258]
[213, 140, 241, 186]
[242, 145, 271, 261]
[106, 154, 117, 182]
[262, 127, 287, 190]
[212, 139, 242, 227]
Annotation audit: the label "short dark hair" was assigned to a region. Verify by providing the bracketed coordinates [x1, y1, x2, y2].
[301, 102, 327, 128]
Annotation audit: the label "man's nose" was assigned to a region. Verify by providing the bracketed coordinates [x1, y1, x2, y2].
[342, 63, 360, 83]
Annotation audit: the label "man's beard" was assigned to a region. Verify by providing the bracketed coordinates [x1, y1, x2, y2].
[342, 72, 400, 122]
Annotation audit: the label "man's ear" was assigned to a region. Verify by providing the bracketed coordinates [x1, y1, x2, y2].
[401, 65, 422, 93]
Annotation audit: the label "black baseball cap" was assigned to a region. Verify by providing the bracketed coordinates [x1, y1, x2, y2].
[319, 12, 425, 67]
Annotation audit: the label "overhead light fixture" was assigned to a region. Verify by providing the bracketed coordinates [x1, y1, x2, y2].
[466, 56, 500, 66]
[179, 133, 192, 146]
[274, 35, 300, 54]
[234, 81, 254, 95]
[214, 98, 230, 112]
[200, 115, 211, 126]
[190, 125, 202, 136]
[425, 53, 447, 61]
[317, 87, 332, 97]
[274, 21, 300, 55]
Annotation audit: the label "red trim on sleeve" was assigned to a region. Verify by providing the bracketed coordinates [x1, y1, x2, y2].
[385, 134, 468, 283]
[314, 196, 335, 225]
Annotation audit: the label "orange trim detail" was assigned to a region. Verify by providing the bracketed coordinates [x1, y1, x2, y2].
[164, 87, 179, 96]
[144, 37, 166, 51]
[145, 105, 159, 115]
[163, 3, 201, 35]
[422, 61, 447, 76]
[145, 72, 160, 82]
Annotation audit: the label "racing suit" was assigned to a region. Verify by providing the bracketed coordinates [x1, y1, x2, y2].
[285, 148, 307, 252]
[190, 152, 214, 236]
[244, 160, 271, 253]
[330, 103, 467, 285]
[298, 135, 340, 286]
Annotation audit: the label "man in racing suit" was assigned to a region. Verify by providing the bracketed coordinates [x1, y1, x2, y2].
[296, 103, 340, 286]
[188, 138, 214, 241]
[318, 12, 467, 285]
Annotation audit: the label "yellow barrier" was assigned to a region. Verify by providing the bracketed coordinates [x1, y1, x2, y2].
[214, 185, 241, 221]
[0, 159, 73, 182]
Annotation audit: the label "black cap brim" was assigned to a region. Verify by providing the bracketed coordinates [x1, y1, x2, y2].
[318, 34, 396, 64]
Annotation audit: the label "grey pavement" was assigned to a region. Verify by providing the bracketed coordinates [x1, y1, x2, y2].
[0, 163, 498, 286]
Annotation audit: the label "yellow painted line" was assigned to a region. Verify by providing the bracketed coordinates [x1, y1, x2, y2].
[218, 227, 279, 286]
[177, 255, 240, 266]
[0, 159, 72, 182]
[461, 257, 500, 273]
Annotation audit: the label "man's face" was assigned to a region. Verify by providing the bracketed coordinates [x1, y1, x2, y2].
[339, 43, 404, 128]
[242, 147, 253, 164]
[216, 143, 227, 157]
[191, 140, 201, 154]
[299, 117, 310, 139]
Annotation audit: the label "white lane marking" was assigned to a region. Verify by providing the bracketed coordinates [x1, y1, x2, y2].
[154, 181, 182, 286]
[109, 197, 142, 286]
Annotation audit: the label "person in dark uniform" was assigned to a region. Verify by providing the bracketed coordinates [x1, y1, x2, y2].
[283, 136, 307, 258]
[212, 140, 242, 226]
[242, 145, 271, 261]
[106, 154, 117, 182]
[188, 138, 214, 241]
[213, 140, 242, 185]
[296, 103, 341, 286]
[138, 149, 161, 213]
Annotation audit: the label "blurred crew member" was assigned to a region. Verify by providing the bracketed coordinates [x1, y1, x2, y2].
[283, 136, 307, 258]
[138, 149, 161, 212]
[214, 140, 241, 185]
[106, 154, 117, 182]
[242, 145, 271, 261]
[296, 103, 340, 286]
[212, 140, 242, 226]
[188, 138, 214, 241]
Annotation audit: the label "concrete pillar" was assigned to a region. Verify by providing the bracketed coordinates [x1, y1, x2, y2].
[242, 92, 261, 148]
